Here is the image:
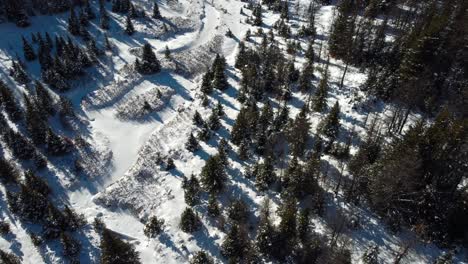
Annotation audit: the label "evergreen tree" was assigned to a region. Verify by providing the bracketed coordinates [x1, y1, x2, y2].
[312, 70, 329, 112]
[297, 208, 312, 244]
[182, 174, 201, 206]
[100, 228, 141, 264]
[190, 251, 214, 264]
[60, 232, 81, 260]
[253, 4, 262, 26]
[0, 81, 22, 121]
[186, 133, 200, 152]
[24, 95, 47, 145]
[362, 244, 379, 264]
[164, 45, 171, 59]
[299, 62, 313, 93]
[68, 7, 81, 35]
[328, 0, 355, 59]
[200, 155, 226, 193]
[22, 36, 36, 61]
[237, 138, 250, 160]
[211, 54, 228, 90]
[193, 111, 204, 126]
[288, 105, 311, 157]
[221, 223, 251, 262]
[0, 158, 19, 184]
[24, 170, 50, 196]
[255, 155, 276, 191]
[136, 43, 161, 74]
[319, 101, 340, 142]
[125, 14, 135, 35]
[275, 195, 297, 259]
[256, 198, 275, 257]
[153, 2, 162, 19]
[200, 71, 213, 94]
[179, 207, 201, 233]
[207, 193, 220, 217]
[208, 108, 221, 131]
[35, 81, 55, 116]
[143, 216, 164, 238]
[0, 249, 21, 264]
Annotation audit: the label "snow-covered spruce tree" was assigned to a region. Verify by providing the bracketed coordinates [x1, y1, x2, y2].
[227, 199, 249, 224]
[189, 251, 214, 264]
[211, 54, 228, 90]
[9, 60, 30, 85]
[318, 101, 340, 143]
[24, 170, 50, 196]
[254, 155, 276, 191]
[22, 36, 36, 61]
[197, 122, 212, 142]
[125, 14, 135, 35]
[165, 157, 175, 170]
[192, 111, 204, 126]
[200, 154, 226, 194]
[207, 192, 220, 217]
[253, 4, 262, 26]
[136, 43, 161, 74]
[274, 195, 298, 260]
[207, 108, 221, 131]
[256, 198, 275, 258]
[288, 105, 311, 158]
[2, 127, 36, 160]
[46, 128, 73, 155]
[182, 174, 201, 206]
[362, 244, 379, 264]
[185, 133, 200, 152]
[35, 81, 55, 116]
[299, 62, 313, 93]
[312, 69, 329, 112]
[68, 7, 81, 35]
[100, 228, 140, 264]
[60, 232, 81, 261]
[221, 223, 252, 262]
[0, 158, 19, 184]
[144, 216, 164, 238]
[153, 2, 162, 19]
[328, 0, 355, 59]
[0, 81, 23, 121]
[179, 207, 201, 233]
[0, 249, 21, 264]
[24, 95, 48, 145]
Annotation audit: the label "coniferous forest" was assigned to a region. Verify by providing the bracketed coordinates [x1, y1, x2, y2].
[0, 0, 466, 263]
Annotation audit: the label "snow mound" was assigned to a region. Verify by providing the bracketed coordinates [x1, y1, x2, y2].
[115, 85, 175, 120]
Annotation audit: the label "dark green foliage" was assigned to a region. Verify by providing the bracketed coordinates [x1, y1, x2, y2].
[227, 199, 249, 224]
[144, 216, 164, 238]
[35, 81, 55, 116]
[275, 195, 297, 259]
[179, 208, 201, 233]
[153, 2, 162, 19]
[100, 228, 141, 264]
[0, 81, 22, 121]
[61, 232, 81, 260]
[221, 223, 251, 262]
[256, 198, 275, 257]
[193, 111, 204, 126]
[125, 14, 135, 35]
[9, 60, 30, 84]
[253, 4, 262, 26]
[208, 108, 221, 131]
[0, 221, 11, 236]
[362, 244, 379, 264]
[0, 249, 21, 264]
[319, 101, 340, 142]
[2, 127, 36, 160]
[186, 133, 199, 152]
[207, 193, 220, 217]
[312, 70, 329, 112]
[24, 170, 50, 196]
[254, 156, 276, 191]
[166, 157, 175, 170]
[0, 158, 19, 184]
[182, 174, 201, 206]
[46, 128, 73, 155]
[211, 54, 228, 91]
[288, 105, 311, 157]
[328, 0, 355, 59]
[190, 251, 214, 264]
[136, 43, 161, 74]
[200, 155, 226, 194]
[22, 36, 36, 61]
